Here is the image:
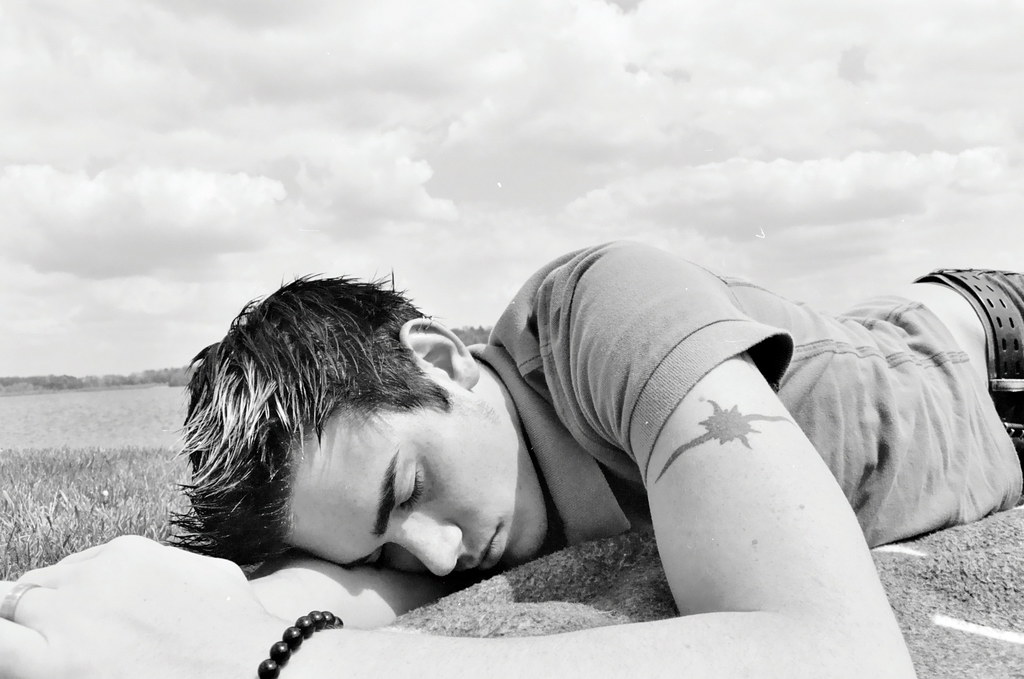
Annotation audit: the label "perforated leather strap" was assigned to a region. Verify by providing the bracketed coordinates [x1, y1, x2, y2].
[915, 269, 1024, 386]
[914, 269, 1024, 439]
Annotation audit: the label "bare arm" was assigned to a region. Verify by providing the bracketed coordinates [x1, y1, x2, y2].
[249, 555, 451, 628]
[0, 354, 916, 678]
[278, 353, 918, 678]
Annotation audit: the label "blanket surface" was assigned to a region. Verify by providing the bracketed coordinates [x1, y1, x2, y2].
[393, 506, 1024, 678]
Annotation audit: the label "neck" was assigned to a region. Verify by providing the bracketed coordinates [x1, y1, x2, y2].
[473, 361, 526, 448]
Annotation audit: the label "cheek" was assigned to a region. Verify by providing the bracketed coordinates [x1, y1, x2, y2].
[381, 543, 429, 573]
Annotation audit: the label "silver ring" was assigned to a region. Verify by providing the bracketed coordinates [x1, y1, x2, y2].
[0, 583, 41, 622]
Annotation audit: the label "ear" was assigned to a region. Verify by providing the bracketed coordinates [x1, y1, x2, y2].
[400, 318, 480, 389]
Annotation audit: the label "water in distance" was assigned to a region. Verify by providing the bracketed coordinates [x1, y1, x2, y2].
[0, 385, 185, 451]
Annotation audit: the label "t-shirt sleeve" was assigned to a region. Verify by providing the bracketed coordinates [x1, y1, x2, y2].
[493, 241, 793, 484]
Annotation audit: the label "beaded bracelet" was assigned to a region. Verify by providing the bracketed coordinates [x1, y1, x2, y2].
[257, 610, 343, 679]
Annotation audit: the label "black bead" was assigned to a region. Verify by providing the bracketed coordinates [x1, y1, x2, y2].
[282, 626, 304, 649]
[257, 658, 280, 679]
[269, 640, 292, 664]
[310, 610, 326, 630]
[321, 611, 336, 628]
[295, 615, 315, 638]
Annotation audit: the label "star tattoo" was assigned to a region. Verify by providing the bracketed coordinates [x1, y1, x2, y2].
[652, 399, 792, 483]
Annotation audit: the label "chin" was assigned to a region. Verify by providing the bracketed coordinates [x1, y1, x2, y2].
[503, 514, 548, 566]
[499, 548, 532, 568]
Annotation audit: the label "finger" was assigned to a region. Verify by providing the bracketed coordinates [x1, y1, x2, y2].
[0, 582, 52, 626]
[17, 565, 65, 589]
[157, 542, 248, 581]
[54, 542, 107, 565]
[3, 583, 59, 631]
[0, 584, 51, 679]
[0, 618, 47, 679]
[16, 544, 106, 587]
[201, 552, 249, 579]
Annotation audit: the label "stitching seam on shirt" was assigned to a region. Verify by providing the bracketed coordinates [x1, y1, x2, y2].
[630, 319, 763, 475]
[722, 278, 811, 307]
[882, 300, 925, 325]
[790, 339, 970, 370]
[517, 354, 544, 374]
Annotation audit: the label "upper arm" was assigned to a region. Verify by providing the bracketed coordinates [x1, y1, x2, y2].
[646, 353, 899, 627]
[250, 555, 451, 628]
[512, 241, 792, 475]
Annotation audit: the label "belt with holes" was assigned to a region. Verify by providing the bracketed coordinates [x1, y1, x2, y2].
[913, 269, 1024, 438]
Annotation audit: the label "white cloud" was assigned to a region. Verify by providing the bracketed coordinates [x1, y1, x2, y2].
[1, 0, 1023, 375]
[291, 131, 458, 230]
[838, 46, 874, 85]
[0, 165, 288, 278]
[565, 148, 1015, 236]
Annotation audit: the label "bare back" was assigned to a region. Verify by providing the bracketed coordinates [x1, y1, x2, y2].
[896, 281, 989, 397]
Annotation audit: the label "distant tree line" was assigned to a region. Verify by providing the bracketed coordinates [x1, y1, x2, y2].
[450, 325, 492, 345]
[0, 327, 493, 395]
[0, 367, 192, 395]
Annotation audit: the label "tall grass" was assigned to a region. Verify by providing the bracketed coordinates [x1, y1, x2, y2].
[0, 447, 188, 580]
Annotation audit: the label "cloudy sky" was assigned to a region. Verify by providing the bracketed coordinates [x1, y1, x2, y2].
[2, 0, 1022, 377]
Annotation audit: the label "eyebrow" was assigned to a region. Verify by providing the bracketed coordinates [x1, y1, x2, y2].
[339, 447, 400, 569]
[371, 448, 400, 538]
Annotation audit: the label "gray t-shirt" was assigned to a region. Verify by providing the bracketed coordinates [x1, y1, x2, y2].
[482, 241, 1021, 546]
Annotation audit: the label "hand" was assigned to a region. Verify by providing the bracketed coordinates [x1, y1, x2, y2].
[0, 535, 286, 679]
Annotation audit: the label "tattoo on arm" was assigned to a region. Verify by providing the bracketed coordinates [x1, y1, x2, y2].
[652, 400, 792, 483]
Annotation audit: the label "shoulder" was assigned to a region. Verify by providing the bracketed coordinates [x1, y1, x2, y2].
[514, 240, 709, 299]
[541, 240, 708, 290]
[488, 241, 736, 373]
[495, 241, 721, 334]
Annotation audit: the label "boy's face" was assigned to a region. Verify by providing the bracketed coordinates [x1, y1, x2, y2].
[286, 385, 549, 576]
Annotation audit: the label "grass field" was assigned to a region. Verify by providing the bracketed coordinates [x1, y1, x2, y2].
[0, 447, 188, 580]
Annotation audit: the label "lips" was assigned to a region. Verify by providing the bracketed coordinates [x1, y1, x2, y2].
[478, 523, 505, 571]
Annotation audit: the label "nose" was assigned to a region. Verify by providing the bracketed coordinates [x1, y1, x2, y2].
[395, 512, 464, 576]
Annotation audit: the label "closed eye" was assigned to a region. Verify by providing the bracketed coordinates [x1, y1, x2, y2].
[399, 468, 424, 511]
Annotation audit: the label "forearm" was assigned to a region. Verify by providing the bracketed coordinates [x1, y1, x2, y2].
[284, 610, 917, 679]
[251, 558, 449, 629]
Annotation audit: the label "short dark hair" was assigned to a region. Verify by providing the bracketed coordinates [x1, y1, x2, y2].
[168, 276, 451, 566]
